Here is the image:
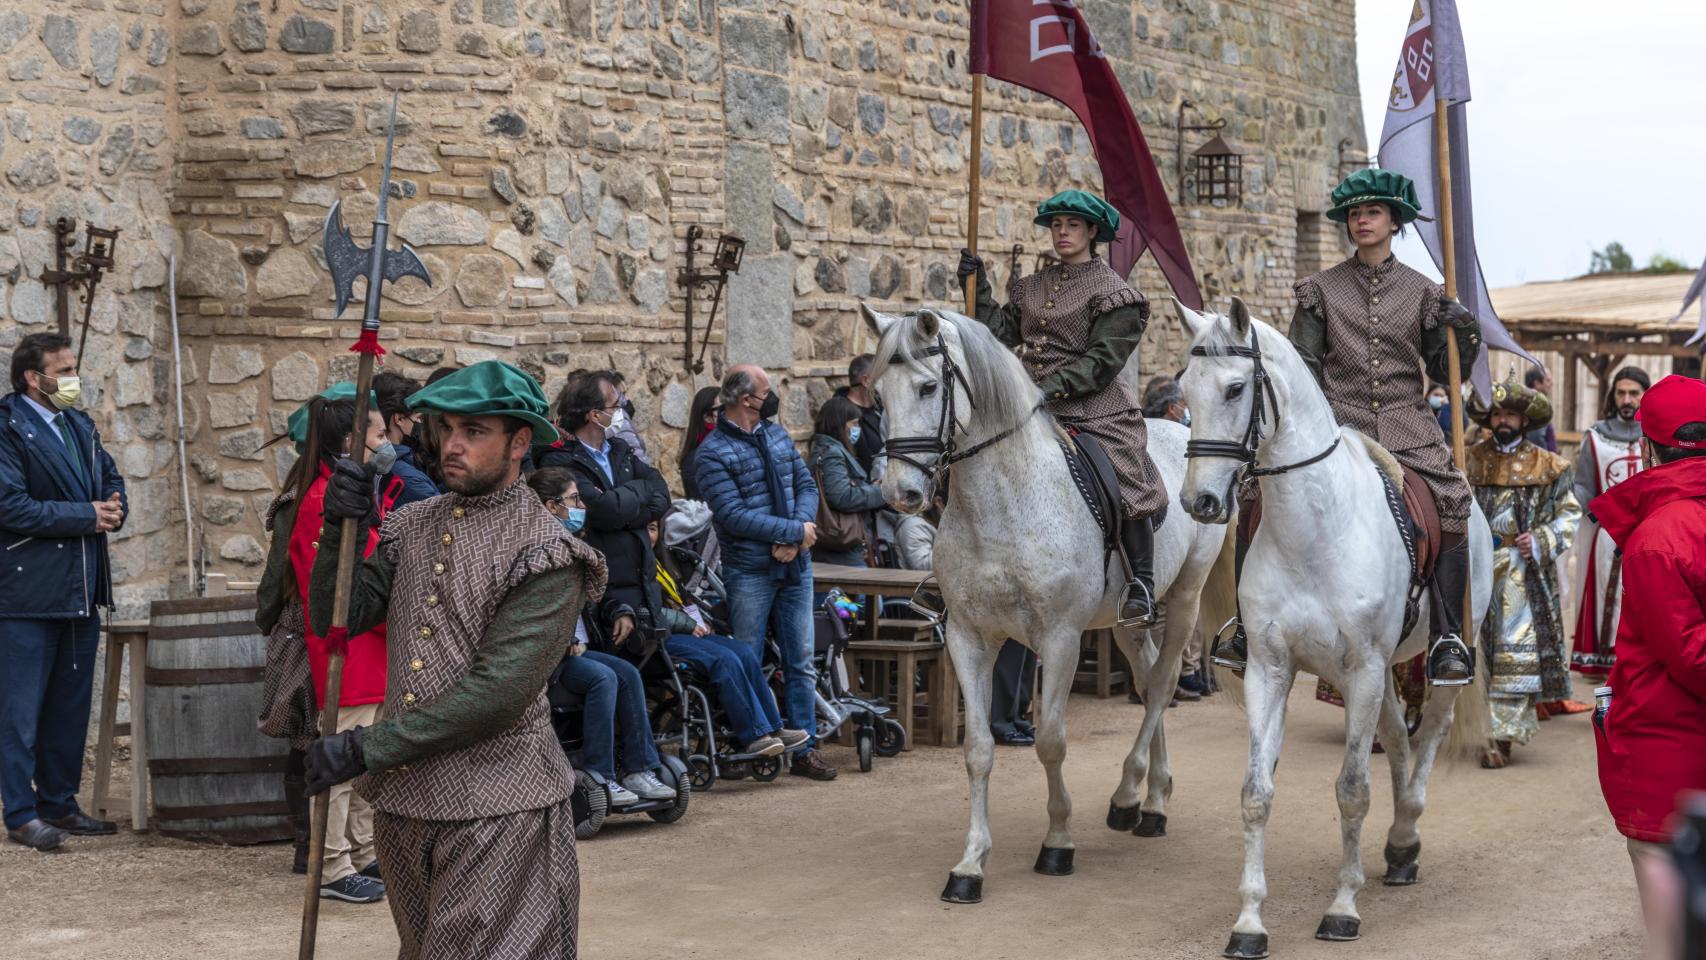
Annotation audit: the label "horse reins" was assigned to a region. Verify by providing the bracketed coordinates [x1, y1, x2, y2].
[1185, 327, 1340, 507]
[883, 334, 1042, 486]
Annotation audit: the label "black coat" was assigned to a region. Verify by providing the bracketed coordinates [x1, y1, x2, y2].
[535, 435, 671, 629]
[833, 386, 886, 475]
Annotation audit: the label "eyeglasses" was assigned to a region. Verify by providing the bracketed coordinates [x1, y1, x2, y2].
[547, 494, 585, 509]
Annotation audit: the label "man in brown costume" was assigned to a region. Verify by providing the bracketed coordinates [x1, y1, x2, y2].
[1213, 169, 1482, 685]
[305, 360, 606, 959]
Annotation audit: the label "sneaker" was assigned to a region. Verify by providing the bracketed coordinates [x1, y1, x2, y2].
[605, 782, 641, 807]
[621, 770, 677, 801]
[320, 874, 385, 903]
[1177, 673, 1207, 697]
[358, 860, 382, 881]
[789, 750, 838, 781]
[744, 735, 785, 757]
[774, 728, 810, 748]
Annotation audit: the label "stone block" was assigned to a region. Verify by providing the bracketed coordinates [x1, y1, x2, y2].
[397, 201, 487, 246]
[179, 23, 224, 56]
[395, 345, 444, 365]
[6, 150, 59, 191]
[547, 255, 578, 307]
[724, 69, 789, 145]
[632, 268, 667, 313]
[720, 12, 787, 73]
[280, 15, 335, 54]
[114, 361, 155, 408]
[41, 14, 79, 69]
[178, 231, 248, 299]
[271, 351, 320, 400]
[218, 427, 267, 461]
[91, 25, 120, 86]
[190, 453, 221, 483]
[0, 12, 29, 54]
[256, 248, 318, 301]
[202, 495, 247, 526]
[725, 254, 793, 369]
[207, 387, 259, 428]
[231, 1, 268, 51]
[858, 94, 886, 134]
[724, 142, 774, 255]
[454, 347, 498, 366]
[207, 344, 265, 384]
[455, 253, 508, 307]
[240, 117, 285, 140]
[397, 10, 439, 52]
[219, 533, 266, 566]
[292, 139, 374, 178]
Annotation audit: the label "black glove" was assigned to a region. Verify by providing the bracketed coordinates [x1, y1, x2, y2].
[322, 457, 379, 526]
[1438, 295, 1474, 329]
[304, 726, 367, 796]
[956, 248, 983, 281]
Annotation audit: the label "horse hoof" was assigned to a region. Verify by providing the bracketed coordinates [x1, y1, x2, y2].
[1383, 841, 1420, 885]
[941, 874, 983, 904]
[1106, 802, 1140, 832]
[1133, 812, 1168, 837]
[1314, 915, 1361, 941]
[1033, 845, 1075, 876]
[1223, 931, 1269, 959]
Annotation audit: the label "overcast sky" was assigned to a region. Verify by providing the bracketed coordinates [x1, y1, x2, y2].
[1355, 0, 1706, 288]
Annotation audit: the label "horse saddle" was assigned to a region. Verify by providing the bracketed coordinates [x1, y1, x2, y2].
[1056, 430, 1164, 552]
[1236, 452, 1440, 583]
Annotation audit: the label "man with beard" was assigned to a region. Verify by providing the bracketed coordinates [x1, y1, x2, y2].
[1570, 366, 1650, 681]
[1466, 376, 1582, 767]
[303, 360, 607, 958]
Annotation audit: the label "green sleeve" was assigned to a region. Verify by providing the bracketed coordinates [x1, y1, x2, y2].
[360, 565, 582, 772]
[658, 603, 698, 635]
[1286, 302, 1329, 390]
[1035, 302, 1148, 401]
[1422, 297, 1481, 387]
[255, 498, 298, 635]
[305, 520, 394, 639]
[972, 265, 1023, 348]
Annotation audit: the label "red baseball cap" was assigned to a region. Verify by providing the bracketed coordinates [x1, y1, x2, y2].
[1636, 374, 1706, 448]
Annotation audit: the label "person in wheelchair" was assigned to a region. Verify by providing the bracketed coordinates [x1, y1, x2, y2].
[649, 518, 808, 758]
[527, 468, 676, 809]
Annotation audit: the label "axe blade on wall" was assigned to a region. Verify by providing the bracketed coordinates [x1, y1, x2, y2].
[322, 198, 432, 320]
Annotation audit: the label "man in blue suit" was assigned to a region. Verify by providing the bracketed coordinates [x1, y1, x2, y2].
[0, 333, 127, 850]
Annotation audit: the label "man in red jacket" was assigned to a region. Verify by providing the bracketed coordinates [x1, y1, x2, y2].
[1591, 373, 1706, 957]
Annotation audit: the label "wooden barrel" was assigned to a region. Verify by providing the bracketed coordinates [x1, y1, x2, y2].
[145, 594, 293, 844]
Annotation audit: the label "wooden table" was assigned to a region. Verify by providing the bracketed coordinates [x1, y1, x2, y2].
[91, 619, 149, 831]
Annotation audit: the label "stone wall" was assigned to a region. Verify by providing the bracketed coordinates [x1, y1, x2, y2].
[2, 0, 1364, 603]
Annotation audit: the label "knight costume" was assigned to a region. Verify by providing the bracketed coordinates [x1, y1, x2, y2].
[963, 189, 1167, 624]
[305, 361, 607, 959]
[1570, 368, 1650, 677]
[1466, 379, 1580, 754]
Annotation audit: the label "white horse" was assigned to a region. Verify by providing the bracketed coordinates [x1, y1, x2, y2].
[1173, 299, 1493, 959]
[862, 303, 1227, 903]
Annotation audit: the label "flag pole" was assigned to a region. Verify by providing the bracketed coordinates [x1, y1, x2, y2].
[964, 74, 984, 316]
[1435, 107, 1466, 473]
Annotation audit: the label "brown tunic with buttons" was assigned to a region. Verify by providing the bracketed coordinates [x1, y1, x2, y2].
[975, 257, 1168, 518]
[1288, 255, 1476, 534]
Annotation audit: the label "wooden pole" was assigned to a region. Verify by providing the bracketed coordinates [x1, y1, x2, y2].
[298, 349, 378, 960]
[1435, 106, 1467, 473]
[964, 75, 985, 317]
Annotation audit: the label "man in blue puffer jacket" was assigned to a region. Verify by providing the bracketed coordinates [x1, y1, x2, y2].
[0, 333, 128, 850]
[694, 365, 837, 781]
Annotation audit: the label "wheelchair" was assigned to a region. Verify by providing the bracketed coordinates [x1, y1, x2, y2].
[813, 589, 906, 772]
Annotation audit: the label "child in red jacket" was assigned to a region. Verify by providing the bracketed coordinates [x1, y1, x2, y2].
[1591, 374, 1706, 957]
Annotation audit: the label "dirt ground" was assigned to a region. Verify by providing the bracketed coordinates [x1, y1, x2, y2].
[4, 676, 1641, 960]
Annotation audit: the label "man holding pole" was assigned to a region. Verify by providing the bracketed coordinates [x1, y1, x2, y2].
[303, 360, 607, 958]
[1210, 169, 1482, 687]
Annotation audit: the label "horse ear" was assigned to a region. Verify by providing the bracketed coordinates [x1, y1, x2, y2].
[1229, 296, 1252, 336]
[918, 308, 941, 339]
[1171, 298, 1204, 338]
[860, 301, 899, 337]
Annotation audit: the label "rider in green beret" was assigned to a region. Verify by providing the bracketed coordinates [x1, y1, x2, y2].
[958, 189, 1167, 625]
[1213, 168, 1483, 687]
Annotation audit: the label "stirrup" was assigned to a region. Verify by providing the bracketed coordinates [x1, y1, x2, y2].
[1209, 617, 1247, 671]
[1426, 635, 1474, 687]
[1116, 580, 1158, 629]
[907, 574, 946, 627]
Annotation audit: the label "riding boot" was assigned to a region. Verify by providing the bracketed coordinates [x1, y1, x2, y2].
[285, 747, 310, 875]
[1118, 516, 1158, 626]
[1426, 535, 1474, 686]
[1209, 533, 1250, 671]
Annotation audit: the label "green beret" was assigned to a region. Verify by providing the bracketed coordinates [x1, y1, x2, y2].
[1033, 189, 1120, 243]
[1325, 168, 1423, 225]
[286, 381, 375, 450]
[407, 360, 559, 444]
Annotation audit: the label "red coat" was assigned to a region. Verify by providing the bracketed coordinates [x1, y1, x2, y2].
[288, 468, 388, 709]
[1590, 456, 1706, 843]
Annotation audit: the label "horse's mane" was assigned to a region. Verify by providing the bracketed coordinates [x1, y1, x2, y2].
[873, 308, 1040, 441]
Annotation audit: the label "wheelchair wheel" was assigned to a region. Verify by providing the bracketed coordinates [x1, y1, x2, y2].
[874, 717, 907, 757]
[857, 728, 874, 773]
[687, 754, 716, 792]
[648, 757, 692, 824]
[751, 755, 782, 781]
[572, 775, 608, 840]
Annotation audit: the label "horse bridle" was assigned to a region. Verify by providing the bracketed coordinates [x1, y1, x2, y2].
[1185, 327, 1340, 506]
[883, 334, 1041, 485]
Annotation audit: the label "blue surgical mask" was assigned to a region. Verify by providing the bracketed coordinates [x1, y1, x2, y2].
[1179, 408, 1191, 428]
[562, 508, 586, 534]
[1428, 395, 1446, 411]
[848, 425, 862, 445]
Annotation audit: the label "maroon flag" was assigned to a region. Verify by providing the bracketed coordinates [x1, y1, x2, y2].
[971, 0, 1201, 308]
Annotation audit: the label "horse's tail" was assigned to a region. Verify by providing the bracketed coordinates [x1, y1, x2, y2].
[1201, 521, 1247, 711]
[1440, 656, 1494, 768]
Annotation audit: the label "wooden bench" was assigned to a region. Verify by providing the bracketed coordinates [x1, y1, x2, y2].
[1073, 629, 1130, 699]
[847, 637, 960, 749]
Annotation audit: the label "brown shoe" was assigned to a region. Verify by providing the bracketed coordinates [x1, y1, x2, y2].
[789, 750, 838, 781]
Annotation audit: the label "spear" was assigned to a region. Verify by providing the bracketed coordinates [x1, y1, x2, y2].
[298, 92, 430, 960]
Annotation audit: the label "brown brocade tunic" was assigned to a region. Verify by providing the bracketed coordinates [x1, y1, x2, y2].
[974, 257, 1167, 518]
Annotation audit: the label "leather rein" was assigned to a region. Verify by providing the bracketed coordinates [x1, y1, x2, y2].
[1185, 328, 1340, 504]
[883, 335, 1042, 486]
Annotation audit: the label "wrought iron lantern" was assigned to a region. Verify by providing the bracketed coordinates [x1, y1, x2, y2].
[678, 226, 746, 376]
[1175, 100, 1243, 206]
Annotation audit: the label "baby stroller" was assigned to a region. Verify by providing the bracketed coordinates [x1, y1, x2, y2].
[547, 618, 692, 839]
[814, 589, 906, 772]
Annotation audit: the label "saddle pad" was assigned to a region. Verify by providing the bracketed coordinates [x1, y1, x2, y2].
[1058, 432, 1120, 548]
[1400, 466, 1441, 581]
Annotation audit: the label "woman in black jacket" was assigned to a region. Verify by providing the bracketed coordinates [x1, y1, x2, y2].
[676, 386, 720, 501]
[808, 395, 887, 567]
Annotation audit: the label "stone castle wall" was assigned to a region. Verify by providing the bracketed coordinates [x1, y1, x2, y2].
[0, 0, 1363, 612]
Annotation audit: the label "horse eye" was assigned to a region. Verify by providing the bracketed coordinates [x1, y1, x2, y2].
[1225, 382, 1245, 401]
[919, 381, 939, 398]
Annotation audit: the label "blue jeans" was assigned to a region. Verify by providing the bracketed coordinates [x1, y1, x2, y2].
[0, 617, 101, 829]
[723, 565, 818, 747]
[553, 650, 660, 781]
[666, 633, 782, 744]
